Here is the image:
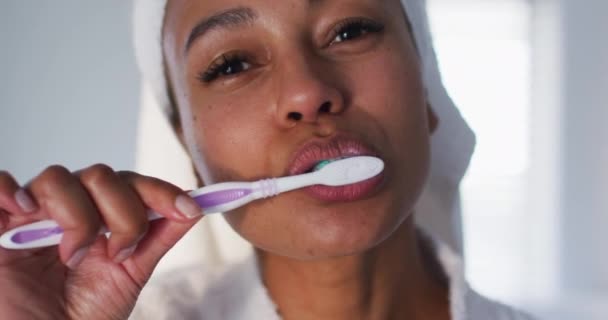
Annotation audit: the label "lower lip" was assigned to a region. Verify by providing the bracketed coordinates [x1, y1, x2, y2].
[303, 171, 385, 202]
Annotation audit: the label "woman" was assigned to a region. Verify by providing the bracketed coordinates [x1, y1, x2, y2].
[0, 0, 534, 319]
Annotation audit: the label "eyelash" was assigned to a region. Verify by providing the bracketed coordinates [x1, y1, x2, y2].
[198, 52, 252, 83]
[197, 18, 384, 83]
[329, 18, 384, 45]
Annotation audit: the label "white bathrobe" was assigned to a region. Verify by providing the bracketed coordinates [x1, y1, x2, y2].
[130, 232, 535, 320]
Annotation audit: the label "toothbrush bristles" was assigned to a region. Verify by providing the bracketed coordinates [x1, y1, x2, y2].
[313, 159, 334, 172]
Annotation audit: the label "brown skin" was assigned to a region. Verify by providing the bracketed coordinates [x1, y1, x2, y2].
[164, 0, 448, 319]
[165, 0, 430, 260]
[0, 166, 204, 319]
[0, 0, 447, 319]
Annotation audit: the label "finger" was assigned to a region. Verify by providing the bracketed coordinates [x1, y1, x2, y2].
[0, 171, 38, 215]
[125, 218, 200, 282]
[28, 165, 101, 269]
[0, 209, 8, 231]
[117, 172, 203, 281]
[118, 172, 203, 221]
[77, 164, 148, 263]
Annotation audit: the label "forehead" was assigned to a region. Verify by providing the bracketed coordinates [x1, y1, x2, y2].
[163, 0, 399, 43]
[165, 0, 385, 17]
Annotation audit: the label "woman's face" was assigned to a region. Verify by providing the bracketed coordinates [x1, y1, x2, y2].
[163, 0, 432, 259]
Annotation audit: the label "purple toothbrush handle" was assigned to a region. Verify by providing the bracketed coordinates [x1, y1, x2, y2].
[11, 226, 64, 244]
[2, 187, 256, 249]
[192, 188, 253, 208]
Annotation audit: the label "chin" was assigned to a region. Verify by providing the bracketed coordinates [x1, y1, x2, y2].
[225, 187, 412, 261]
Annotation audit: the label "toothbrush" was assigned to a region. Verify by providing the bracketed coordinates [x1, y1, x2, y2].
[0, 156, 384, 250]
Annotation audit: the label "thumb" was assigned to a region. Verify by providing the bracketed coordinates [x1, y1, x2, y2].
[126, 215, 202, 283]
[116, 172, 204, 284]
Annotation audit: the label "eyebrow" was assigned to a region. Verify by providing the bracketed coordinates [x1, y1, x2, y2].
[184, 7, 257, 54]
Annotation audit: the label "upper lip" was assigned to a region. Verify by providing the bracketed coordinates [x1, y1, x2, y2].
[286, 135, 379, 176]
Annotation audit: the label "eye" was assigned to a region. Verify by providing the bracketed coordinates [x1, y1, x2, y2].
[198, 53, 252, 83]
[330, 18, 384, 45]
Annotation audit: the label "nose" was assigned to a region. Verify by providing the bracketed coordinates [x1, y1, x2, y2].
[275, 57, 345, 127]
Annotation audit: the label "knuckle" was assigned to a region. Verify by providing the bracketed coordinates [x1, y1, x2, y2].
[40, 165, 71, 181]
[115, 170, 134, 177]
[118, 171, 150, 185]
[115, 170, 141, 181]
[0, 171, 14, 186]
[118, 171, 180, 195]
[43, 165, 71, 178]
[80, 164, 115, 186]
[149, 176, 180, 193]
[115, 171, 136, 185]
[36, 165, 73, 192]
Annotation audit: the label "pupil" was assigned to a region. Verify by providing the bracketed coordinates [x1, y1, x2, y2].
[341, 26, 363, 40]
[223, 61, 243, 75]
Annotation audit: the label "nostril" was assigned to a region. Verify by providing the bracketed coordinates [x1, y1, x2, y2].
[288, 112, 303, 121]
[319, 102, 332, 114]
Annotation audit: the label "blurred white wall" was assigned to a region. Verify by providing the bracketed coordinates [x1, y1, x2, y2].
[555, 0, 608, 318]
[0, 1, 140, 181]
[428, 0, 536, 306]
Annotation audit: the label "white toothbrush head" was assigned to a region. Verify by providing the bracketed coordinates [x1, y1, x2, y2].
[314, 156, 384, 186]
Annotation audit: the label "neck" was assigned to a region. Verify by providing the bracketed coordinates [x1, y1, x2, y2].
[257, 217, 450, 320]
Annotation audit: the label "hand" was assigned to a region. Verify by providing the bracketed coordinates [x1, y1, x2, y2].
[0, 165, 204, 320]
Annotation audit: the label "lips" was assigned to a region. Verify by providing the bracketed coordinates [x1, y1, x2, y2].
[286, 136, 385, 202]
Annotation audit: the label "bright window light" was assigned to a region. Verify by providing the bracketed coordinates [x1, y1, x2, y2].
[427, 0, 533, 303]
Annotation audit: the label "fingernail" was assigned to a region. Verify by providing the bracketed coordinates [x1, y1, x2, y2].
[66, 246, 90, 269]
[113, 244, 137, 263]
[175, 195, 203, 219]
[14, 189, 37, 213]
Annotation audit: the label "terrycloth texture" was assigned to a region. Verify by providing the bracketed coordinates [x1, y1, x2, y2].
[130, 235, 535, 320]
[132, 0, 476, 254]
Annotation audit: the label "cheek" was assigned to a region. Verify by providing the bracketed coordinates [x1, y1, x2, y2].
[350, 46, 428, 151]
[181, 97, 275, 184]
[346, 46, 431, 214]
[362, 46, 424, 110]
